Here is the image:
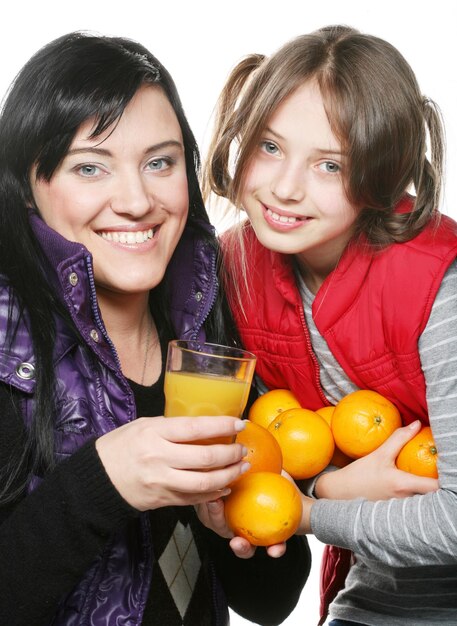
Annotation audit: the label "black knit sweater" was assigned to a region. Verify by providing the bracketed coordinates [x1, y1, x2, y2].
[0, 368, 310, 625]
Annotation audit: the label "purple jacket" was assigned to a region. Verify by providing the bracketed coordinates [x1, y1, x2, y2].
[0, 213, 227, 625]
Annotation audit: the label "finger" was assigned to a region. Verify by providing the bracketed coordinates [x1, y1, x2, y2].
[170, 488, 233, 508]
[169, 441, 249, 471]
[168, 461, 250, 494]
[205, 499, 234, 537]
[160, 415, 246, 443]
[265, 543, 287, 558]
[206, 498, 228, 525]
[377, 420, 422, 459]
[229, 536, 257, 559]
[395, 471, 439, 495]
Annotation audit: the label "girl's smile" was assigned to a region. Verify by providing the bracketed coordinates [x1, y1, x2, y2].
[263, 203, 313, 231]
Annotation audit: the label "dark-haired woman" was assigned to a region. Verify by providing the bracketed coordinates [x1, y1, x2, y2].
[0, 32, 310, 626]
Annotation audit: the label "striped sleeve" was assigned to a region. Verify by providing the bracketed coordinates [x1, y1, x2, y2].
[310, 260, 457, 566]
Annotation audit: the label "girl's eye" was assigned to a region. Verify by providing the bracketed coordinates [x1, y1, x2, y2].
[78, 164, 100, 177]
[261, 141, 279, 155]
[147, 157, 172, 172]
[318, 161, 340, 174]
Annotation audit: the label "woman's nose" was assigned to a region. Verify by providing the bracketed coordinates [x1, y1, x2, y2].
[110, 172, 152, 217]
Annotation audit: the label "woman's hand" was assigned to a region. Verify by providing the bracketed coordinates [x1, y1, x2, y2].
[95, 416, 249, 511]
[314, 420, 439, 501]
[196, 479, 296, 559]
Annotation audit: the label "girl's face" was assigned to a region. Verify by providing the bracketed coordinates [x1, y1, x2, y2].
[30, 85, 189, 298]
[241, 80, 359, 286]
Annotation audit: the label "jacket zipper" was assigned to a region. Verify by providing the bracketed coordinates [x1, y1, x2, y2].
[85, 255, 123, 371]
[297, 300, 330, 407]
[190, 243, 218, 340]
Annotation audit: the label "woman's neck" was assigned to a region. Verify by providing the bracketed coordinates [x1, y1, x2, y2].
[96, 289, 161, 386]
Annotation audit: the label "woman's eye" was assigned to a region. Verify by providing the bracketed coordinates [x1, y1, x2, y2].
[318, 161, 340, 174]
[261, 141, 279, 155]
[147, 157, 172, 171]
[78, 164, 100, 177]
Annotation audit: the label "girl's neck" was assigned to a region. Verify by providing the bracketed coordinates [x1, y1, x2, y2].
[294, 232, 353, 294]
[295, 252, 341, 294]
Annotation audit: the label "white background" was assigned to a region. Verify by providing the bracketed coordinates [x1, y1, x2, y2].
[1, 1, 455, 624]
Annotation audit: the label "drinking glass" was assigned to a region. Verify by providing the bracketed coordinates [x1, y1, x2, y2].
[164, 340, 256, 444]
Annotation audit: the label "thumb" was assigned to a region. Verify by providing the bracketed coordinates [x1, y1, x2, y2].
[395, 471, 439, 495]
[378, 420, 422, 459]
[207, 498, 225, 516]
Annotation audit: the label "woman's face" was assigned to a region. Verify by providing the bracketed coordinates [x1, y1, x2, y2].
[30, 85, 189, 298]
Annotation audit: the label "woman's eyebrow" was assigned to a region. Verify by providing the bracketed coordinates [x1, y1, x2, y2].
[67, 140, 184, 157]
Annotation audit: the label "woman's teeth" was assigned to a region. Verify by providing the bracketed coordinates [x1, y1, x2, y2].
[99, 228, 154, 243]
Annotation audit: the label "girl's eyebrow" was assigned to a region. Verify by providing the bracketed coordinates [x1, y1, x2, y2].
[67, 140, 184, 157]
[314, 148, 346, 158]
[264, 126, 284, 141]
[264, 127, 345, 157]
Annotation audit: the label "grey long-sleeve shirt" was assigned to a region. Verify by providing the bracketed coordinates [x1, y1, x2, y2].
[297, 261, 457, 625]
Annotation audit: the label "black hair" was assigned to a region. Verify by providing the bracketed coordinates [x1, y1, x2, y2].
[0, 31, 236, 501]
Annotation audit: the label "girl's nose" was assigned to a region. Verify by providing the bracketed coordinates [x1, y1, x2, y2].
[270, 165, 305, 203]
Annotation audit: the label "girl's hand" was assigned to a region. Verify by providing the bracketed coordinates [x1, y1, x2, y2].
[95, 416, 249, 511]
[196, 498, 289, 559]
[314, 420, 439, 501]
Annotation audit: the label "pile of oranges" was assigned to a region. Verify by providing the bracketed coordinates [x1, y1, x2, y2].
[224, 388, 438, 546]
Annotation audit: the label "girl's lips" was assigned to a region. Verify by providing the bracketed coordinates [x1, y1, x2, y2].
[262, 204, 311, 231]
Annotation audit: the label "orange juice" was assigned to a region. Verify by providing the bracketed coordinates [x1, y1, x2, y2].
[164, 371, 251, 444]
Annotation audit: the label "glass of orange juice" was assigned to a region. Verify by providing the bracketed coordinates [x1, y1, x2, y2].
[164, 340, 256, 444]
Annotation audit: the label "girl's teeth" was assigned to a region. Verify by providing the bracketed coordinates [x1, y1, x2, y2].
[267, 208, 298, 223]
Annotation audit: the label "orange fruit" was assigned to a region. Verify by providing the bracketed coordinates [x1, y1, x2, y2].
[268, 408, 335, 479]
[316, 406, 352, 468]
[231, 420, 282, 484]
[315, 406, 335, 423]
[396, 426, 438, 478]
[248, 389, 301, 430]
[224, 471, 302, 546]
[332, 390, 402, 459]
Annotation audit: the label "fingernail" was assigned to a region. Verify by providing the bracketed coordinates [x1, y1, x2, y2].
[235, 419, 246, 432]
[409, 420, 421, 430]
[221, 488, 231, 497]
[240, 462, 251, 474]
[241, 446, 248, 457]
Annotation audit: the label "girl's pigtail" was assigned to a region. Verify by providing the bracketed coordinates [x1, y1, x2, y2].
[359, 97, 445, 247]
[203, 54, 265, 201]
[411, 98, 444, 229]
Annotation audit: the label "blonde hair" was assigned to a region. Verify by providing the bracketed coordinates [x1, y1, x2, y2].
[204, 25, 444, 249]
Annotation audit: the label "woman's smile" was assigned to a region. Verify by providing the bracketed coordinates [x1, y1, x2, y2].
[98, 225, 158, 246]
[30, 85, 189, 298]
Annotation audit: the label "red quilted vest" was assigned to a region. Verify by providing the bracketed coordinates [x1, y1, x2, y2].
[223, 203, 457, 623]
